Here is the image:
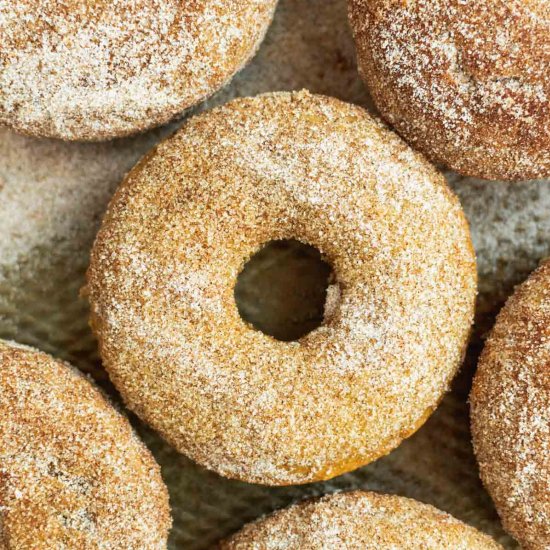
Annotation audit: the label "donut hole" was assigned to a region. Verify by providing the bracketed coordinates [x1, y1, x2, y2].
[234, 239, 334, 341]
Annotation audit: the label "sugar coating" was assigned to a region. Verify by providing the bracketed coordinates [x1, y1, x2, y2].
[0, 0, 545, 545]
[0, 127, 162, 273]
[349, 0, 550, 181]
[220, 491, 503, 549]
[448, 174, 550, 317]
[86, 91, 477, 485]
[0, 340, 171, 549]
[471, 260, 550, 550]
[0, 0, 277, 140]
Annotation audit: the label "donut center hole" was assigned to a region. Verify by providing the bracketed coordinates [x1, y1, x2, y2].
[234, 239, 334, 341]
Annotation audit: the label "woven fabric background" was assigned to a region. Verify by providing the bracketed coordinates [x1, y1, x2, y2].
[1, 1, 549, 548]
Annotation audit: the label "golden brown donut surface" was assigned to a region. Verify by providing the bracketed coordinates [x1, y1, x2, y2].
[471, 259, 550, 550]
[220, 491, 504, 549]
[87, 91, 477, 485]
[348, 0, 550, 181]
[0, 340, 171, 549]
[0, 0, 277, 140]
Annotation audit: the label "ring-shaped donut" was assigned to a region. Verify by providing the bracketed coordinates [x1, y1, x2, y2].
[87, 91, 477, 485]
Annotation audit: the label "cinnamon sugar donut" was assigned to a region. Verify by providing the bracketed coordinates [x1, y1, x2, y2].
[0, 0, 277, 141]
[86, 91, 477, 485]
[348, 0, 550, 181]
[471, 259, 550, 550]
[0, 340, 171, 549]
[220, 491, 503, 549]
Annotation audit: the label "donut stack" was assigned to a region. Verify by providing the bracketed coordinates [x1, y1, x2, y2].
[0, 0, 548, 548]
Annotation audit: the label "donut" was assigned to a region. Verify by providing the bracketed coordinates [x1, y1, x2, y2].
[0, 0, 277, 141]
[0, 340, 171, 548]
[348, 0, 550, 181]
[471, 259, 550, 550]
[86, 91, 477, 485]
[219, 491, 503, 549]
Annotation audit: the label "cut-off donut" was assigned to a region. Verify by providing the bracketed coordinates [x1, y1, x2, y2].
[220, 491, 503, 549]
[0, 340, 171, 548]
[471, 259, 550, 550]
[0, 0, 277, 140]
[349, 0, 550, 181]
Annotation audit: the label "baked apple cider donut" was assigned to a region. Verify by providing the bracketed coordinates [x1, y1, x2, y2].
[0, 340, 171, 549]
[348, 0, 550, 181]
[87, 91, 477, 485]
[0, 0, 277, 141]
[220, 491, 503, 549]
[471, 259, 550, 550]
